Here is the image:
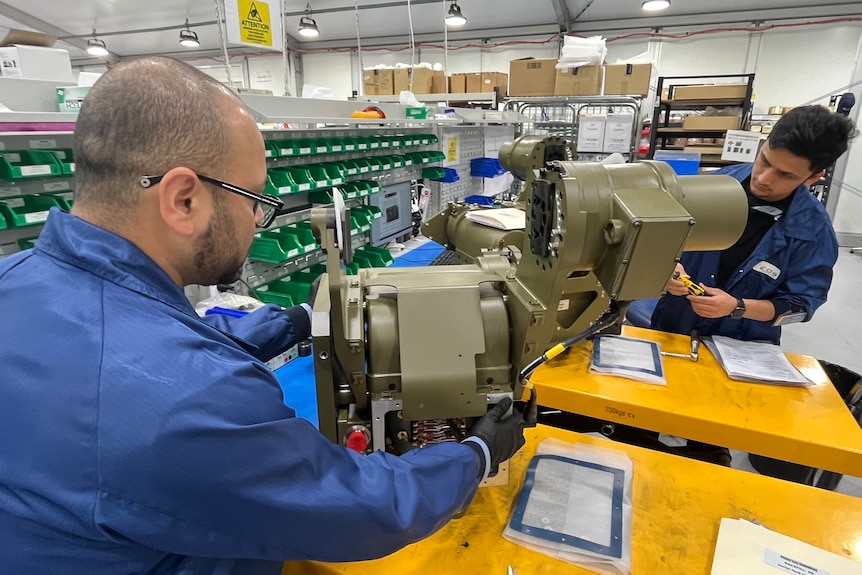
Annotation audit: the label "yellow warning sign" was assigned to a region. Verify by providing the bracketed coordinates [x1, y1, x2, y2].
[239, 0, 272, 47]
[447, 137, 458, 162]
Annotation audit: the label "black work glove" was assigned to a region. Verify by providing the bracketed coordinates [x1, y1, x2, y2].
[463, 396, 529, 472]
[306, 273, 322, 307]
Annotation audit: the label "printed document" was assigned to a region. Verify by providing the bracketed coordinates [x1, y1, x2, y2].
[704, 335, 812, 385]
[710, 517, 861, 574]
[464, 207, 526, 230]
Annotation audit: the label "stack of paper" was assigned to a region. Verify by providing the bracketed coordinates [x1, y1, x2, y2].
[704, 335, 812, 386]
[464, 207, 526, 230]
[590, 335, 666, 386]
[711, 517, 861, 574]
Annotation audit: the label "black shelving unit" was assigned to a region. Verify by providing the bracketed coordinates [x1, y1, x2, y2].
[648, 73, 756, 168]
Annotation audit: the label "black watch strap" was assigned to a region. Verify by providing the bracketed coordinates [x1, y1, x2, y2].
[730, 297, 746, 319]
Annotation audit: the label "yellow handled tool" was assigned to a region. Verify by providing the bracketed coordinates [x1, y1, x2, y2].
[672, 270, 707, 296]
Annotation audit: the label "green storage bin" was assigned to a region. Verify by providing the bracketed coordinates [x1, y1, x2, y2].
[0, 195, 62, 227]
[367, 157, 383, 172]
[291, 139, 316, 157]
[272, 140, 299, 158]
[284, 167, 316, 192]
[0, 150, 62, 180]
[50, 192, 74, 211]
[352, 252, 373, 268]
[264, 141, 281, 158]
[367, 181, 382, 195]
[387, 135, 402, 149]
[255, 280, 308, 308]
[268, 169, 299, 195]
[366, 136, 383, 150]
[309, 189, 334, 204]
[377, 156, 392, 171]
[425, 150, 446, 162]
[47, 149, 75, 175]
[422, 167, 446, 180]
[353, 158, 372, 174]
[248, 225, 316, 263]
[389, 155, 404, 169]
[317, 163, 345, 185]
[17, 236, 38, 250]
[355, 244, 394, 267]
[341, 160, 360, 176]
[426, 134, 439, 145]
[310, 138, 331, 155]
[291, 221, 318, 249]
[356, 204, 383, 221]
[341, 138, 357, 152]
[352, 210, 372, 232]
[405, 152, 429, 165]
[399, 154, 414, 166]
[306, 165, 332, 189]
[327, 138, 344, 153]
[353, 137, 370, 151]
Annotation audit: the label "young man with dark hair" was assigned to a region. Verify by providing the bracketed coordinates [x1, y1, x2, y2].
[647, 105, 856, 466]
[651, 105, 857, 345]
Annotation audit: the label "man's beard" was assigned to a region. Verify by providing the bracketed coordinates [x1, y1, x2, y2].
[193, 201, 246, 286]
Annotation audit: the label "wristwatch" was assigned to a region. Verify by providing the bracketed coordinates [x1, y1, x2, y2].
[730, 297, 746, 320]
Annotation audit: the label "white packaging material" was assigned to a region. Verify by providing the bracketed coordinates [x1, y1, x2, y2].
[301, 84, 335, 99]
[504, 438, 633, 575]
[0, 44, 73, 82]
[557, 35, 607, 70]
[399, 90, 422, 107]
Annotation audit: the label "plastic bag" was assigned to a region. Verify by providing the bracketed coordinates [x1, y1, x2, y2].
[503, 438, 633, 575]
[557, 35, 607, 69]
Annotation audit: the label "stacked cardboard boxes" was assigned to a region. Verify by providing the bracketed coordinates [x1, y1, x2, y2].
[508, 58, 653, 97]
[362, 69, 394, 96]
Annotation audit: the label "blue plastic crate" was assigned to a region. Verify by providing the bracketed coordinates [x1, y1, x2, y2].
[464, 195, 495, 206]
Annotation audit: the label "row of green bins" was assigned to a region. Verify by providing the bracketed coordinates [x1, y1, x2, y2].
[248, 224, 317, 264]
[49, 149, 75, 175]
[404, 150, 446, 165]
[264, 134, 438, 159]
[353, 204, 383, 222]
[0, 150, 63, 180]
[340, 180, 382, 199]
[0, 195, 63, 228]
[351, 210, 372, 234]
[255, 280, 304, 308]
[353, 245, 394, 268]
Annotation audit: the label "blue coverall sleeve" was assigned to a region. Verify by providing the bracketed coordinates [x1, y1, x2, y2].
[199, 304, 311, 361]
[771, 230, 838, 320]
[95, 357, 482, 563]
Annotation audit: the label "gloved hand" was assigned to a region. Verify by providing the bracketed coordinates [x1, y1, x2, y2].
[462, 396, 530, 474]
[306, 273, 322, 307]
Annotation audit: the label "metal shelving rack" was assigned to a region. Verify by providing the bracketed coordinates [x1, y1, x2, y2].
[503, 96, 644, 162]
[648, 73, 756, 168]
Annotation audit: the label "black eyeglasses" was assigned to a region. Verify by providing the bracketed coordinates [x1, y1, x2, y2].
[139, 173, 284, 228]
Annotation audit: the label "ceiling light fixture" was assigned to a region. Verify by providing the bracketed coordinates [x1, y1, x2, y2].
[445, 1, 467, 26]
[86, 30, 109, 57]
[179, 19, 200, 48]
[298, 4, 320, 38]
[641, 0, 671, 11]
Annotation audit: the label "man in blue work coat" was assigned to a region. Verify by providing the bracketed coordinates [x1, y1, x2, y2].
[650, 105, 856, 465]
[0, 57, 530, 574]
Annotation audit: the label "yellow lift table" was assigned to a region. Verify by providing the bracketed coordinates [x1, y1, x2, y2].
[529, 326, 862, 477]
[283, 425, 862, 575]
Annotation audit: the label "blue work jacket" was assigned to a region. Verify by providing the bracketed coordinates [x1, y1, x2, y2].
[0, 209, 482, 574]
[651, 163, 838, 344]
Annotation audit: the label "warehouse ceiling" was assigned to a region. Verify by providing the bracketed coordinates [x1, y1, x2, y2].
[0, 0, 861, 66]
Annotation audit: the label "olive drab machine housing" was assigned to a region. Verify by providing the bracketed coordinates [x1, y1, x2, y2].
[309, 135, 746, 482]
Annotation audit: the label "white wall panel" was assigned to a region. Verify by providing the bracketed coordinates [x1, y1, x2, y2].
[654, 33, 750, 79]
[301, 52, 353, 100]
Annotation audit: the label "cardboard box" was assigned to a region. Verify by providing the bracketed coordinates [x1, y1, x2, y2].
[682, 115, 741, 130]
[450, 73, 467, 93]
[509, 58, 557, 97]
[0, 45, 73, 82]
[56, 86, 91, 113]
[671, 84, 748, 101]
[602, 114, 634, 153]
[465, 72, 483, 93]
[480, 72, 508, 96]
[431, 75, 449, 94]
[362, 69, 394, 96]
[554, 65, 603, 96]
[577, 115, 605, 152]
[393, 68, 442, 94]
[604, 63, 652, 97]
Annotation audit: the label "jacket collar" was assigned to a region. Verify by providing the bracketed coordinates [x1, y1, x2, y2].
[35, 208, 196, 315]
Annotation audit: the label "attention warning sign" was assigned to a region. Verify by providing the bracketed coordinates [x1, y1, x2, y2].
[239, 0, 272, 47]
